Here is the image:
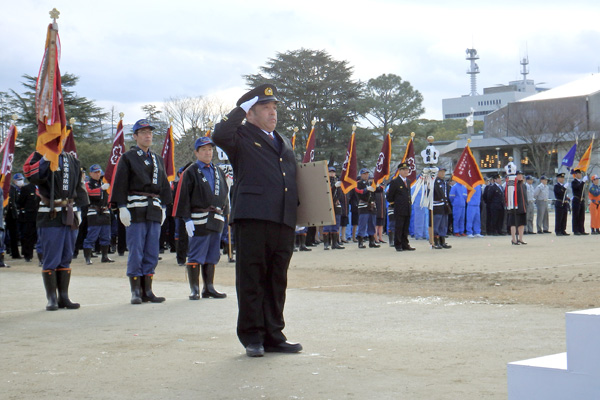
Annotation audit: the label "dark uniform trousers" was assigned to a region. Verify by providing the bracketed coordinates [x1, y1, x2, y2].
[235, 219, 294, 347]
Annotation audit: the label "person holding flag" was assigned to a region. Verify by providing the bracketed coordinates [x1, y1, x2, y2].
[554, 173, 570, 236]
[104, 116, 126, 256]
[570, 169, 589, 235]
[25, 10, 89, 311]
[172, 137, 229, 300]
[110, 119, 173, 305]
[452, 141, 485, 239]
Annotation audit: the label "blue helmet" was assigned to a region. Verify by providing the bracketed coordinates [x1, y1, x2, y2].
[12, 173, 24, 181]
[89, 164, 103, 174]
[194, 136, 214, 150]
[132, 119, 155, 133]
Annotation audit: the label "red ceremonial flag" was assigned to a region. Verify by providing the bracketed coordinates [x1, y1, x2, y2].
[35, 21, 68, 172]
[63, 124, 78, 158]
[340, 130, 358, 194]
[573, 136, 594, 173]
[372, 133, 391, 188]
[0, 124, 18, 207]
[452, 144, 485, 202]
[161, 124, 176, 182]
[104, 119, 125, 185]
[302, 124, 316, 163]
[401, 136, 417, 186]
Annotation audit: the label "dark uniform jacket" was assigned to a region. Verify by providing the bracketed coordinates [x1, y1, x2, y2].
[173, 161, 229, 236]
[7, 184, 19, 220]
[387, 176, 412, 217]
[571, 179, 585, 203]
[109, 146, 173, 223]
[23, 151, 89, 228]
[212, 107, 298, 229]
[554, 182, 570, 210]
[433, 177, 450, 215]
[484, 183, 505, 209]
[16, 182, 39, 223]
[329, 178, 346, 216]
[355, 179, 379, 214]
[85, 177, 111, 226]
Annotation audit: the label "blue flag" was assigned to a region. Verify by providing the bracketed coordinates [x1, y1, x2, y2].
[561, 143, 577, 168]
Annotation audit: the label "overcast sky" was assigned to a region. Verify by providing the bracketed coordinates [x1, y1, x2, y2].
[2, 0, 600, 130]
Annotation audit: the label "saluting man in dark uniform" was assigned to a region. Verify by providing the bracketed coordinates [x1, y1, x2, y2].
[110, 119, 173, 305]
[83, 164, 114, 264]
[213, 84, 302, 358]
[554, 172, 570, 236]
[173, 137, 229, 300]
[387, 162, 415, 252]
[24, 149, 89, 311]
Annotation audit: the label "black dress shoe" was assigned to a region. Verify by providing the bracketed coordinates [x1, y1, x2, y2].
[245, 343, 264, 357]
[574, 232, 582, 236]
[562, 232, 570, 236]
[543, 230, 551, 234]
[581, 232, 589, 235]
[264, 341, 303, 353]
[395, 247, 403, 252]
[403, 246, 416, 251]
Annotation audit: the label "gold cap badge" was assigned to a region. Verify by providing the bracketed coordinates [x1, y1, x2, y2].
[265, 87, 273, 96]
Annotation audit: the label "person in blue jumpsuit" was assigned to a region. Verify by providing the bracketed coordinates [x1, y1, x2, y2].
[110, 119, 173, 305]
[412, 175, 429, 240]
[83, 164, 114, 264]
[466, 185, 483, 237]
[173, 137, 229, 300]
[449, 181, 467, 236]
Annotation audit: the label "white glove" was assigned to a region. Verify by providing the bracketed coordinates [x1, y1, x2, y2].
[185, 220, 195, 237]
[101, 183, 110, 190]
[161, 208, 167, 225]
[366, 186, 375, 192]
[119, 207, 131, 227]
[583, 176, 589, 183]
[240, 96, 259, 113]
[335, 181, 342, 188]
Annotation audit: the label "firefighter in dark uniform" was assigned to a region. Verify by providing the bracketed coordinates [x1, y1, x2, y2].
[16, 173, 40, 262]
[24, 150, 89, 311]
[432, 167, 452, 249]
[110, 119, 173, 305]
[173, 136, 229, 300]
[173, 166, 189, 266]
[6, 173, 23, 259]
[355, 168, 380, 248]
[387, 162, 415, 252]
[570, 169, 588, 235]
[213, 84, 302, 358]
[322, 166, 345, 250]
[554, 172, 570, 236]
[83, 164, 114, 264]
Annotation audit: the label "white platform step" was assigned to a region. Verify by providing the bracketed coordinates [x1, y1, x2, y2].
[507, 308, 600, 399]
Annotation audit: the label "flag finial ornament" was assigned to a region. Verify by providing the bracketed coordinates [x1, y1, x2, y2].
[467, 138, 471, 144]
[388, 128, 393, 134]
[352, 125, 357, 132]
[410, 132, 415, 138]
[119, 112, 124, 120]
[11, 114, 17, 122]
[69, 117, 75, 125]
[207, 120, 214, 129]
[293, 127, 299, 133]
[427, 135, 435, 144]
[49, 8, 60, 21]
[311, 119, 316, 127]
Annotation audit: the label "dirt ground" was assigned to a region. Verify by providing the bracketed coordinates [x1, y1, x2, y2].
[1, 218, 599, 399]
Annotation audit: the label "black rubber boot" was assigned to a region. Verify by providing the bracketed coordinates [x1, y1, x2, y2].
[42, 270, 59, 311]
[368, 235, 380, 248]
[299, 235, 311, 251]
[109, 236, 117, 254]
[201, 264, 226, 299]
[187, 263, 200, 300]
[56, 268, 80, 309]
[141, 275, 165, 303]
[358, 236, 366, 249]
[440, 236, 452, 249]
[331, 233, 345, 249]
[323, 233, 330, 250]
[129, 276, 142, 304]
[83, 248, 93, 265]
[101, 245, 114, 263]
[0, 253, 10, 268]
